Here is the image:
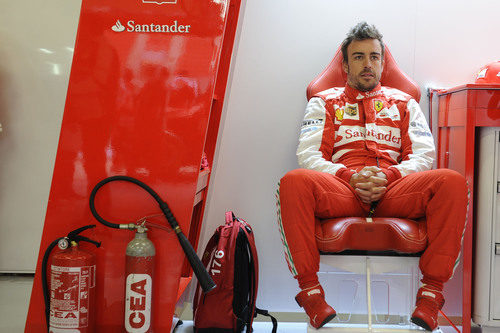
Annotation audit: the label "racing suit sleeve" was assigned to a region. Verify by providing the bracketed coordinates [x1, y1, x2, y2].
[296, 97, 354, 181]
[383, 98, 435, 182]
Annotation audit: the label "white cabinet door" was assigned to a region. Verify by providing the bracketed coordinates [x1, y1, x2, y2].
[492, 256, 500, 320]
[493, 139, 500, 320]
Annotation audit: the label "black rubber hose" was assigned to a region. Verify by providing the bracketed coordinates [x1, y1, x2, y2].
[42, 238, 64, 333]
[89, 176, 164, 229]
[89, 175, 216, 293]
[68, 224, 96, 238]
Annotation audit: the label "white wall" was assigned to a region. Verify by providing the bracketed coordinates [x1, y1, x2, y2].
[200, 0, 500, 313]
[0, 0, 81, 272]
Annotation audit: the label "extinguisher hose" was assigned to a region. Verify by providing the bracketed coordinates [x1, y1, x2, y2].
[89, 176, 164, 229]
[42, 237, 64, 333]
[41, 225, 100, 333]
[89, 175, 216, 293]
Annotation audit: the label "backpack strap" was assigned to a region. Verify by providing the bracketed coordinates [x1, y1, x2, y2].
[237, 217, 259, 333]
[255, 308, 278, 333]
[244, 229, 278, 333]
[225, 211, 235, 225]
[228, 212, 278, 333]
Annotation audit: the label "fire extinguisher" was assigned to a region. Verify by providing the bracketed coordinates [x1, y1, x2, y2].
[125, 224, 155, 333]
[42, 225, 101, 333]
[88, 175, 216, 332]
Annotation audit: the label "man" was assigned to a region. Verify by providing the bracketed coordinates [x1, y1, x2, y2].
[276, 22, 468, 331]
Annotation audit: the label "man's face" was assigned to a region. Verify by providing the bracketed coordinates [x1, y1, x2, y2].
[343, 39, 384, 92]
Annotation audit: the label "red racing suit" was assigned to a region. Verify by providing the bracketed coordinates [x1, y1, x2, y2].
[277, 83, 468, 289]
[297, 83, 435, 184]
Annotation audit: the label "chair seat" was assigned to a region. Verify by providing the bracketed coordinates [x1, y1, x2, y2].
[315, 217, 427, 254]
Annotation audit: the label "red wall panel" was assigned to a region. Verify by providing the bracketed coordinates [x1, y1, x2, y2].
[25, 0, 233, 331]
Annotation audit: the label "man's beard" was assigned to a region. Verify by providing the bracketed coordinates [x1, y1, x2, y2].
[353, 72, 379, 91]
[346, 68, 380, 91]
[354, 79, 378, 92]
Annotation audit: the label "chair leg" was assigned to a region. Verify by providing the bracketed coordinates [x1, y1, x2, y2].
[312, 256, 425, 332]
[366, 257, 372, 332]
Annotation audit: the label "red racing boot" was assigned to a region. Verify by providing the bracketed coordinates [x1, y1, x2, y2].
[295, 285, 336, 329]
[410, 286, 445, 331]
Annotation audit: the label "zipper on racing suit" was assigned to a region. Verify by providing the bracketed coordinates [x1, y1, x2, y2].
[368, 157, 381, 217]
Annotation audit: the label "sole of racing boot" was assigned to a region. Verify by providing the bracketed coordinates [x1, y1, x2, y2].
[411, 316, 433, 331]
[317, 312, 336, 328]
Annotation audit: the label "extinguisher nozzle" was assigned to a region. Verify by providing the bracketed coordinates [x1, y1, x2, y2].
[202, 280, 217, 293]
[195, 267, 216, 294]
[176, 232, 216, 293]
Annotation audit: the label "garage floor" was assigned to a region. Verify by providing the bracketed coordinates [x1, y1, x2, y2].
[0, 275, 478, 333]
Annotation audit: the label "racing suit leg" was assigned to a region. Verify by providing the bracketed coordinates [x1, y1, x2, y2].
[374, 168, 468, 288]
[276, 168, 366, 286]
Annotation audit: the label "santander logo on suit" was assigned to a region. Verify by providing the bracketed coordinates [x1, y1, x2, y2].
[336, 125, 402, 148]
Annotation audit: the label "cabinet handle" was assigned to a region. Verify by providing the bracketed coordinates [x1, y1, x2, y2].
[496, 243, 500, 255]
[444, 152, 450, 168]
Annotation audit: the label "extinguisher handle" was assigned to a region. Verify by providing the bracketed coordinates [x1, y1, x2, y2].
[74, 235, 101, 248]
[67, 224, 96, 238]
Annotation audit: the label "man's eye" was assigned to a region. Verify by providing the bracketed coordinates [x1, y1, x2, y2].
[354, 56, 362, 60]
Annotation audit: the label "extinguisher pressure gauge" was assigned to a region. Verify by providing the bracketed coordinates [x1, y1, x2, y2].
[57, 238, 69, 250]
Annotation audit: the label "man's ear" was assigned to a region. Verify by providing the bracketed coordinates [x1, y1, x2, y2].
[342, 60, 348, 74]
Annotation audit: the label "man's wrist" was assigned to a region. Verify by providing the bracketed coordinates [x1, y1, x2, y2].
[380, 167, 402, 185]
[336, 168, 356, 184]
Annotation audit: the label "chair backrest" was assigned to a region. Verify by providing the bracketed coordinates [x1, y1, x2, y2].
[306, 44, 421, 102]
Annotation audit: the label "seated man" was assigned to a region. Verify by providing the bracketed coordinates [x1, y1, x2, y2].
[276, 22, 468, 331]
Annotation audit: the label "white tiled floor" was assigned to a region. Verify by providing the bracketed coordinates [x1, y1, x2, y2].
[175, 321, 307, 332]
[3, 274, 304, 332]
[0, 275, 34, 332]
[0, 275, 481, 333]
[174, 321, 463, 333]
[174, 321, 468, 333]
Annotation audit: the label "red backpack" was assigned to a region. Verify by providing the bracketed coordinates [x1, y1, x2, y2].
[193, 212, 277, 332]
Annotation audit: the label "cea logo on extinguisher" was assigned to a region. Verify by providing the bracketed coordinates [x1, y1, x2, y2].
[125, 274, 152, 333]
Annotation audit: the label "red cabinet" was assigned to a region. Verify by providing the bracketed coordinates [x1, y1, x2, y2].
[437, 84, 500, 333]
[25, 0, 242, 331]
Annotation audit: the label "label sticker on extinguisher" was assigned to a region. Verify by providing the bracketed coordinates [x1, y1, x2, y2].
[125, 274, 152, 333]
[49, 265, 96, 329]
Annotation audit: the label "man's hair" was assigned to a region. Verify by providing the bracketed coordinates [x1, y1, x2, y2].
[341, 22, 384, 62]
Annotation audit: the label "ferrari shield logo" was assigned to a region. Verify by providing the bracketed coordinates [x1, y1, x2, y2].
[374, 100, 384, 112]
[335, 108, 344, 121]
[345, 104, 358, 116]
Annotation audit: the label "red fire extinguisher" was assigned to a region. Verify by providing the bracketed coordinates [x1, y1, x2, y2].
[42, 225, 101, 333]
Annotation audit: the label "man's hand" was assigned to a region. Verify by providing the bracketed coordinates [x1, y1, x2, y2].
[349, 166, 388, 204]
[354, 182, 387, 203]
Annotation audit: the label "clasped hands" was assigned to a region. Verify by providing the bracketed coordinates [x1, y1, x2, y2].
[349, 166, 387, 204]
